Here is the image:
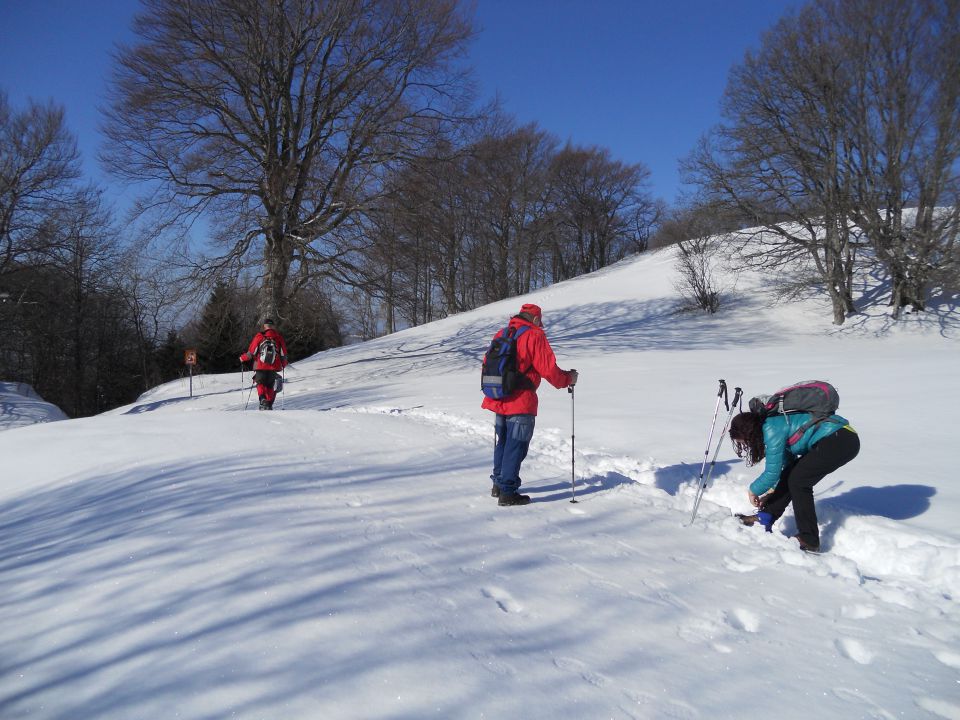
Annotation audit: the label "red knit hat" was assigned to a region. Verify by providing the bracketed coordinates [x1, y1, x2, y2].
[519, 303, 542, 320]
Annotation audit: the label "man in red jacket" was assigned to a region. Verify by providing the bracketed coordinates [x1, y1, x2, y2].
[482, 303, 578, 506]
[239, 318, 289, 410]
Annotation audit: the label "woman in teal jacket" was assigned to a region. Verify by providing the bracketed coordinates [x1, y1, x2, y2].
[729, 411, 859, 552]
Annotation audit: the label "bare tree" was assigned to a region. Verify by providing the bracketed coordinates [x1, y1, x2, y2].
[0, 91, 81, 278]
[659, 204, 735, 313]
[837, 0, 960, 316]
[103, 0, 473, 323]
[686, 0, 959, 323]
[684, 3, 863, 325]
[1, 186, 148, 416]
[467, 123, 557, 302]
[548, 144, 655, 279]
[364, 117, 559, 323]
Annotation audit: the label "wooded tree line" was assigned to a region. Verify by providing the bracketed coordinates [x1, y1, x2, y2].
[2, 0, 957, 417]
[361, 122, 660, 332]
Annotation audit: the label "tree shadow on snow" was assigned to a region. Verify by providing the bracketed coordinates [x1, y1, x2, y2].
[299, 296, 780, 383]
[0, 449, 494, 718]
[834, 266, 960, 338]
[124, 386, 242, 413]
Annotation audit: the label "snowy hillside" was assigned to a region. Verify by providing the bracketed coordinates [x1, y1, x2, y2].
[2, 245, 958, 720]
[0, 382, 67, 431]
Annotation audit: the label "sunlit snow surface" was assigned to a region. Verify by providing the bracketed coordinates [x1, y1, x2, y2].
[2, 246, 957, 719]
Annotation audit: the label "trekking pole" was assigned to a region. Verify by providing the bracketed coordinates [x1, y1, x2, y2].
[686, 380, 727, 525]
[243, 364, 256, 411]
[280, 366, 285, 410]
[240, 362, 248, 410]
[569, 385, 577, 503]
[688, 385, 742, 525]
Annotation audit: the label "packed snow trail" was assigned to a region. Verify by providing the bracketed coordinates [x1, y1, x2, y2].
[2, 408, 957, 719]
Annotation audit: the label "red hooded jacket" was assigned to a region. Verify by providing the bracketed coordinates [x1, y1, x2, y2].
[480, 315, 573, 416]
[241, 328, 288, 372]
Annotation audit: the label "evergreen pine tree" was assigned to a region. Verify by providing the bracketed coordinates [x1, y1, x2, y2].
[196, 281, 244, 373]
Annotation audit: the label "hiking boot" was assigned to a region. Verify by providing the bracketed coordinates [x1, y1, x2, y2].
[736, 513, 759, 526]
[491, 484, 500, 498]
[795, 535, 821, 553]
[259, 398, 269, 410]
[498, 493, 531, 506]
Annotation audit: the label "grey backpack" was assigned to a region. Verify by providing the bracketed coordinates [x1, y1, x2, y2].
[749, 380, 840, 445]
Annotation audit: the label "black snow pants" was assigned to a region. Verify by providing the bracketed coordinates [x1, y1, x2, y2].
[761, 427, 860, 547]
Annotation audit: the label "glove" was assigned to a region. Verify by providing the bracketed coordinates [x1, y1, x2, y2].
[239, 354, 249, 365]
[757, 511, 775, 533]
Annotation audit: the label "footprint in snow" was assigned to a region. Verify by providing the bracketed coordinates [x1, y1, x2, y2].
[390, 549, 433, 576]
[412, 589, 457, 612]
[552, 656, 610, 688]
[481, 586, 522, 613]
[722, 554, 760, 573]
[410, 531, 442, 549]
[677, 615, 724, 646]
[932, 650, 960, 670]
[839, 604, 877, 620]
[470, 651, 517, 677]
[835, 637, 875, 665]
[621, 689, 700, 719]
[830, 687, 897, 720]
[589, 578, 625, 594]
[762, 594, 815, 618]
[725, 608, 760, 633]
[915, 696, 960, 719]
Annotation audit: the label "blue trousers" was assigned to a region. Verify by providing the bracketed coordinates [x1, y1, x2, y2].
[491, 414, 535, 496]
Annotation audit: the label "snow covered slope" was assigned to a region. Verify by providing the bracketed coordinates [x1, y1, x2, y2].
[0, 382, 68, 432]
[2, 246, 957, 719]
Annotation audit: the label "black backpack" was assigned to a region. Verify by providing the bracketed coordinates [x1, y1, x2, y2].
[481, 325, 531, 400]
[749, 380, 840, 445]
[257, 335, 279, 365]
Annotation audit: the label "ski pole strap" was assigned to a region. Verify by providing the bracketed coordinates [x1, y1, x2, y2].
[718, 379, 729, 411]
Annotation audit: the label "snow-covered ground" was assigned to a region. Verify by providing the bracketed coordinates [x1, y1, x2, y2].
[2, 246, 958, 719]
[0, 382, 67, 432]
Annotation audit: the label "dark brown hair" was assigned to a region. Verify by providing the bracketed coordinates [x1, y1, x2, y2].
[729, 412, 765, 466]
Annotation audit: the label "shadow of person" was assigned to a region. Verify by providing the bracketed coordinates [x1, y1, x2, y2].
[820, 484, 936, 521]
[653, 460, 738, 496]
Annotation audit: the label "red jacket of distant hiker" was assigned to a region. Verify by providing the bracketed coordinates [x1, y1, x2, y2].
[480, 316, 573, 416]
[241, 329, 288, 372]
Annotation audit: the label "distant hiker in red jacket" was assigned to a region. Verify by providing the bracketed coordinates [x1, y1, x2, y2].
[239, 318, 288, 410]
[481, 303, 578, 506]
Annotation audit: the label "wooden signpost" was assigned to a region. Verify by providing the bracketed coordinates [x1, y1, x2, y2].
[184, 349, 198, 397]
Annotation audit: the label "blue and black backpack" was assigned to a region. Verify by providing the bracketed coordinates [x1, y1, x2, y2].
[481, 325, 531, 400]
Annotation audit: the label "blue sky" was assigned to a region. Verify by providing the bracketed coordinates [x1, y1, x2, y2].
[0, 0, 797, 205]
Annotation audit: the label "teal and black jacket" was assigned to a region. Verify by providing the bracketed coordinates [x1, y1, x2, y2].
[750, 413, 855, 496]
